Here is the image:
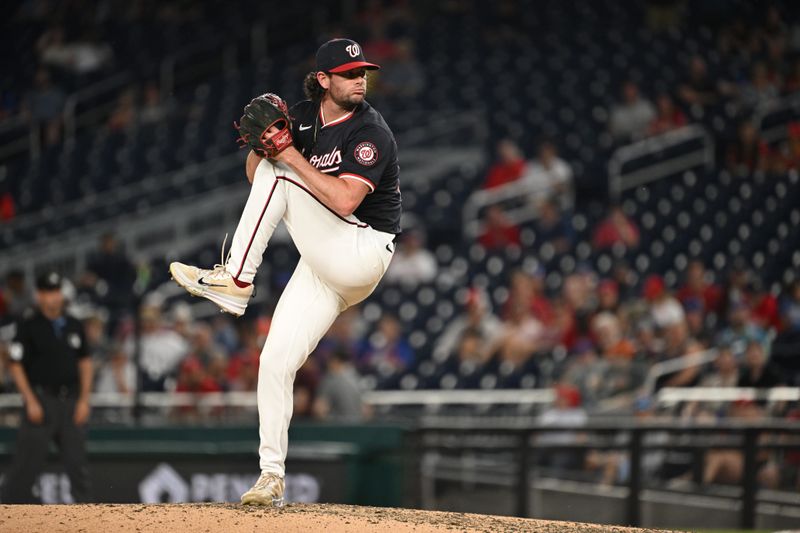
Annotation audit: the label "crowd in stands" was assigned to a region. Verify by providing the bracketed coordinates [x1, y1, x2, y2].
[1, 0, 799, 489]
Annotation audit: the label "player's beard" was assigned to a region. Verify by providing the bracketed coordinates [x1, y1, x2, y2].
[328, 84, 364, 111]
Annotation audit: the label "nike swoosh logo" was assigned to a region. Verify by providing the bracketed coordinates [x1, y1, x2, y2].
[198, 277, 226, 288]
[298, 124, 313, 131]
[386, 243, 394, 253]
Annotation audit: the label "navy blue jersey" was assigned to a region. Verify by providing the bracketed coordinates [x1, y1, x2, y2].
[290, 100, 401, 234]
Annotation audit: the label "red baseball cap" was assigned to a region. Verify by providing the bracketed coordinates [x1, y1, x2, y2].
[316, 38, 380, 73]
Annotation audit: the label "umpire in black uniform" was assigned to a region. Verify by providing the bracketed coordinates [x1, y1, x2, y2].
[1, 272, 93, 503]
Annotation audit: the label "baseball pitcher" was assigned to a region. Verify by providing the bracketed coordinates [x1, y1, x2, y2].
[169, 38, 401, 506]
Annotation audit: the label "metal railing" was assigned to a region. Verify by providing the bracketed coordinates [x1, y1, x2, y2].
[0, 152, 248, 276]
[63, 72, 133, 140]
[415, 419, 800, 529]
[608, 124, 715, 202]
[0, 388, 555, 411]
[641, 347, 719, 396]
[0, 115, 39, 161]
[754, 91, 800, 144]
[462, 178, 558, 239]
[657, 386, 800, 405]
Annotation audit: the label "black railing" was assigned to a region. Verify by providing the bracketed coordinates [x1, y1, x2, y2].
[414, 419, 800, 529]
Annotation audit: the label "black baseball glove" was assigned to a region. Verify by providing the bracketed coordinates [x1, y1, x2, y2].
[235, 93, 293, 158]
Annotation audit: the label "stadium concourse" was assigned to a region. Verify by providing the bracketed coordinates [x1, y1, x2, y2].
[1, 0, 800, 525]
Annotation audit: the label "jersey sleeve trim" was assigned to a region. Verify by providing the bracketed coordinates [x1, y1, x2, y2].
[339, 172, 376, 193]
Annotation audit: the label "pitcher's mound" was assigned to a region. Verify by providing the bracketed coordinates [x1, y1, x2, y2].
[0, 503, 679, 533]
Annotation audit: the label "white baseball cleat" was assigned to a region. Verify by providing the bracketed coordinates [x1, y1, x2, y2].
[169, 262, 253, 317]
[240, 472, 285, 507]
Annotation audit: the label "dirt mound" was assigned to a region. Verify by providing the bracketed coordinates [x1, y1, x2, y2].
[0, 503, 678, 533]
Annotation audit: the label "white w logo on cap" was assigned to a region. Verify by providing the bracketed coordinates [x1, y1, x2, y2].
[345, 43, 360, 58]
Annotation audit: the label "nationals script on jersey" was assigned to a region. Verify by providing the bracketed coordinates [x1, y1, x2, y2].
[290, 100, 402, 235]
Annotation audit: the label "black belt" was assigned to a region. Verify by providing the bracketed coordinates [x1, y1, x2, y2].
[33, 384, 79, 398]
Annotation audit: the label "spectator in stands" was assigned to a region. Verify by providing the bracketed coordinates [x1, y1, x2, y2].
[139, 82, 171, 125]
[26, 68, 65, 146]
[0, 173, 16, 222]
[211, 314, 239, 355]
[678, 56, 720, 108]
[313, 348, 365, 421]
[455, 327, 487, 366]
[612, 259, 638, 302]
[83, 313, 112, 361]
[559, 271, 598, 348]
[375, 39, 426, 98]
[189, 322, 228, 389]
[676, 260, 723, 316]
[771, 304, 800, 386]
[226, 323, 261, 392]
[434, 288, 502, 361]
[750, 277, 781, 332]
[779, 280, 800, 332]
[94, 346, 135, 395]
[188, 322, 226, 368]
[536, 384, 588, 472]
[173, 356, 226, 419]
[592, 205, 640, 251]
[588, 396, 669, 486]
[503, 269, 549, 325]
[0, 194, 13, 222]
[725, 121, 767, 174]
[534, 198, 574, 255]
[716, 300, 768, 361]
[478, 204, 521, 250]
[561, 339, 601, 401]
[737, 340, 783, 388]
[700, 345, 739, 388]
[125, 303, 188, 391]
[739, 62, 779, 111]
[647, 93, 687, 136]
[656, 337, 704, 389]
[362, 26, 400, 65]
[84, 233, 137, 321]
[487, 298, 545, 368]
[481, 139, 527, 189]
[643, 274, 685, 330]
[1, 270, 33, 320]
[529, 266, 556, 327]
[314, 306, 364, 369]
[357, 313, 414, 374]
[720, 258, 753, 318]
[170, 302, 194, 341]
[634, 318, 664, 361]
[597, 279, 620, 314]
[684, 298, 713, 344]
[660, 314, 689, 364]
[383, 229, 437, 285]
[107, 89, 137, 132]
[608, 81, 656, 142]
[591, 311, 635, 360]
[37, 26, 113, 77]
[703, 400, 780, 488]
[524, 140, 574, 209]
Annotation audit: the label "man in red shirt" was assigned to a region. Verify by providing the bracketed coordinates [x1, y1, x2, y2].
[676, 260, 722, 315]
[592, 205, 640, 250]
[482, 139, 527, 189]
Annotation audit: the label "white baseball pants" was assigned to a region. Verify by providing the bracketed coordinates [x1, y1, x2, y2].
[225, 159, 394, 476]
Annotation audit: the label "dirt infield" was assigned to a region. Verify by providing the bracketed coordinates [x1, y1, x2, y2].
[0, 503, 680, 533]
